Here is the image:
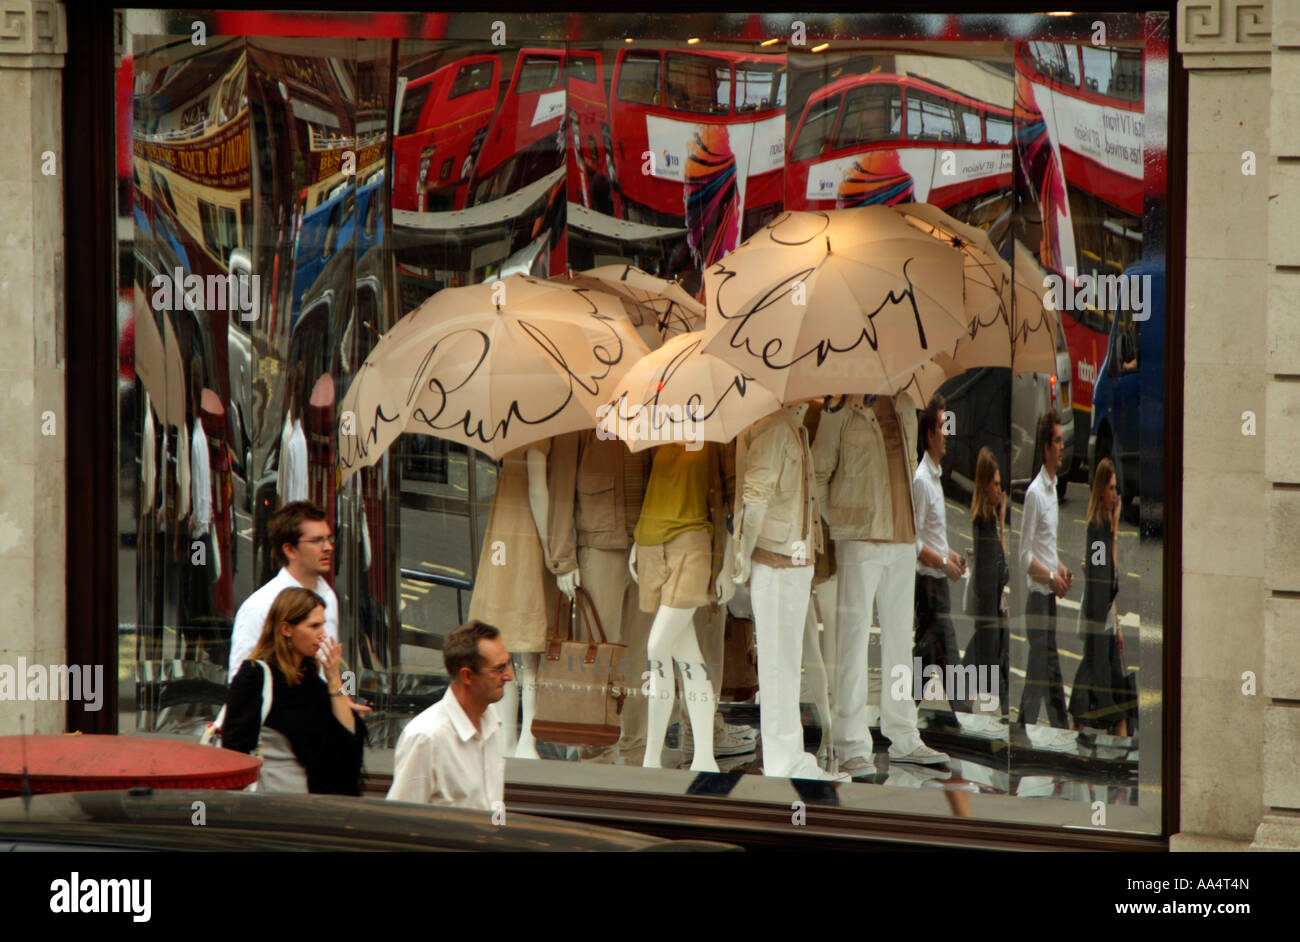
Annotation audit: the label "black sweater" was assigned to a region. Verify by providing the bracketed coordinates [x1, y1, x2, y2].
[1082, 518, 1119, 626]
[224, 659, 366, 795]
[971, 512, 1009, 621]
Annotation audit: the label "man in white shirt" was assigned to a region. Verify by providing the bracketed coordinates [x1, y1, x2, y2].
[1017, 409, 1073, 733]
[387, 621, 512, 811]
[229, 501, 339, 679]
[912, 393, 969, 718]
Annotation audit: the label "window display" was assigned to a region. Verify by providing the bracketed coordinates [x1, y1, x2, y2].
[114, 10, 1169, 836]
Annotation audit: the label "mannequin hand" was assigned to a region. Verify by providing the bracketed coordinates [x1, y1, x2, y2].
[733, 551, 752, 586]
[715, 570, 736, 605]
[628, 544, 639, 585]
[557, 569, 580, 599]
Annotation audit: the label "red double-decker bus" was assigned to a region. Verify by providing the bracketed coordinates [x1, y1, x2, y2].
[785, 72, 1013, 232]
[1014, 40, 1145, 432]
[567, 46, 787, 264]
[392, 48, 566, 212]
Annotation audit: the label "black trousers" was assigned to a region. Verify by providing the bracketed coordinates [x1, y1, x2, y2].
[914, 573, 970, 714]
[1019, 590, 1068, 728]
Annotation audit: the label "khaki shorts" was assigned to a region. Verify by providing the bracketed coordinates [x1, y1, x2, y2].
[637, 527, 711, 612]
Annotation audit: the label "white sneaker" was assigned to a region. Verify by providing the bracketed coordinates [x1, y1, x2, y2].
[795, 767, 851, 783]
[713, 719, 757, 757]
[838, 755, 875, 774]
[888, 743, 951, 766]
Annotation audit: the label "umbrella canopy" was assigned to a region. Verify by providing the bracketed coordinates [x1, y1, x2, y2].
[594, 333, 781, 452]
[701, 208, 968, 402]
[131, 292, 183, 427]
[338, 275, 650, 478]
[564, 265, 705, 349]
[888, 207, 1059, 397]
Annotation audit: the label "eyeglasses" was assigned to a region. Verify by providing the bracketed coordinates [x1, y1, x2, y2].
[479, 663, 511, 677]
[297, 535, 335, 546]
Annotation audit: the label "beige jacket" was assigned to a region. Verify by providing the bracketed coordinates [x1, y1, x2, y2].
[734, 408, 822, 561]
[811, 392, 918, 542]
[546, 430, 647, 574]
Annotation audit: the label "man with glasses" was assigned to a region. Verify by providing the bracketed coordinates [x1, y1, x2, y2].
[228, 501, 339, 679]
[387, 621, 512, 810]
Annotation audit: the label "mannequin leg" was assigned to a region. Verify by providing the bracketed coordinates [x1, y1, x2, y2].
[642, 605, 698, 769]
[669, 624, 719, 773]
[877, 543, 923, 754]
[802, 598, 832, 763]
[833, 542, 881, 762]
[514, 653, 540, 759]
[752, 561, 819, 777]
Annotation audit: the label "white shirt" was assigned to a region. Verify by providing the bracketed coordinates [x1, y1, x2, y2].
[282, 419, 309, 504]
[912, 451, 947, 578]
[386, 688, 504, 811]
[228, 567, 339, 677]
[190, 416, 212, 537]
[1019, 465, 1059, 595]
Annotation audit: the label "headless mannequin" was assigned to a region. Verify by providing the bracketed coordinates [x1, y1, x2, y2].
[733, 402, 830, 778]
[628, 456, 733, 772]
[498, 446, 548, 760]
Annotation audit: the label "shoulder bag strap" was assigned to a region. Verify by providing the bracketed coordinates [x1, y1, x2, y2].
[257, 660, 273, 723]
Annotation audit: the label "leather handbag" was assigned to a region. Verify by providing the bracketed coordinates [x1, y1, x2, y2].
[200, 660, 308, 793]
[721, 614, 759, 701]
[531, 585, 627, 747]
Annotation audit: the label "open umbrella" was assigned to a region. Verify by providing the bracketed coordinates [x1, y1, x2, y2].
[593, 333, 781, 452]
[701, 208, 968, 402]
[564, 264, 705, 350]
[338, 275, 650, 480]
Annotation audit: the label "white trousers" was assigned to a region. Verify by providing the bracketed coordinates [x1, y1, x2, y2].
[834, 540, 921, 758]
[751, 561, 822, 778]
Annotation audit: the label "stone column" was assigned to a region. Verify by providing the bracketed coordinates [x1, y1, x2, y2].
[0, 0, 67, 735]
[1257, 0, 1300, 851]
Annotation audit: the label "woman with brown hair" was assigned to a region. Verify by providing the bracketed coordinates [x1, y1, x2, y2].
[1068, 458, 1133, 735]
[961, 447, 1010, 719]
[222, 586, 366, 794]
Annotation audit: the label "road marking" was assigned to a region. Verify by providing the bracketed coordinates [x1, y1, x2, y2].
[401, 582, 430, 594]
[420, 561, 468, 576]
[401, 593, 420, 602]
[1126, 572, 1140, 579]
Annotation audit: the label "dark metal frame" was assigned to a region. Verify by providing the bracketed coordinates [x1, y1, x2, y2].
[66, 1, 1184, 850]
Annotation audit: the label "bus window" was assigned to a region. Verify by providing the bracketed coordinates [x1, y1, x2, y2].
[985, 113, 1012, 145]
[220, 206, 238, 261]
[398, 82, 432, 136]
[664, 53, 729, 114]
[240, 199, 251, 251]
[791, 95, 841, 162]
[905, 91, 959, 142]
[957, 105, 982, 144]
[616, 53, 660, 105]
[735, 61, 784, 113]
[1028, 42, 1080, 86]
[516, 55, 560, 94]
[199, 199, 221, 260]
[450, 60, 494, 99]
[567, 53, 598, 85]
[832, 84, 901, 148]
[1081, 45, 1142, 102]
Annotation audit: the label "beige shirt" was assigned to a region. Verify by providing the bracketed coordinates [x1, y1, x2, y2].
[812, 392, 919, 543]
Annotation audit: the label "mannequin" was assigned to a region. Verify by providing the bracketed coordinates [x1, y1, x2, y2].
[544, 430, 655, 765]
[629, 442, 730, 773]
[732, 403, 844, 781]
[467, 442, 557, 759]
[812, 393, 949, 771]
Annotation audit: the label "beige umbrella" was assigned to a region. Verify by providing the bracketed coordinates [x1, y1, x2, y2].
[338, 274, 650, 480]
[132, 291, 181, 427]
[564, 264, 706, 350]
[594, 333, 781, 452]
[702, 208, 968, 402]
[887, 206, 1059, 398]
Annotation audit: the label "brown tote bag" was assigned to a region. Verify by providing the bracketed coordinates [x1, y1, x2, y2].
[531, 585, 628, 747]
